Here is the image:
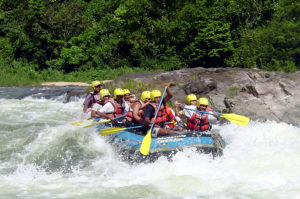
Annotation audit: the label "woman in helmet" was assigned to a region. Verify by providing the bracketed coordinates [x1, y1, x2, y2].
[98, 88, 129, 121]
[83, 81, 102, 113]
[143, 84, 175, 137]
[184, 97, 218, 132]
[91, 89, 111, 118]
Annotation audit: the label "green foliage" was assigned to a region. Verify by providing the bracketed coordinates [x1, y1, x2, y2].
[0, 0, 299, 86]
[227, 0, 300, 72]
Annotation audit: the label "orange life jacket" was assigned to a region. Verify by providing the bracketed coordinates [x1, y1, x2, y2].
[187, 107, 212, 131]
[106, 99, 125, 118]
[149, 102, 168, 125]
[165, 105, 175, 128]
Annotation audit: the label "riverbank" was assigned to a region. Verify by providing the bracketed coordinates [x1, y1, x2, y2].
[40, 82, 90, 87]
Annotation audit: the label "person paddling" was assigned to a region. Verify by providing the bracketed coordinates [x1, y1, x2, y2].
[91, 89, 111, 118]
[123, 91, 151, 127]
[183, 97, 218, 132]
[143, 85, 174, 137]
[83, 81, 102, 113]
[98, 88, 129, 121]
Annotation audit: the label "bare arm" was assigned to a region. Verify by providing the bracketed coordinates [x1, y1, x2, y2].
[163, 84, 173, 103]
[132, 102, 143, 123]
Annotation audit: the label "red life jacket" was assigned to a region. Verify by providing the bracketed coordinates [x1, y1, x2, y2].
[125, 100, 149, 121]
[149, 102, 168, 125]
[107, 99, 125, 118]
[187, 107, 212, 131]
[165, 105, 175, 128]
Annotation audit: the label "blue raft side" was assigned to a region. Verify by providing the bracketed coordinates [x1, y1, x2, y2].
[96, 125, 217, 153]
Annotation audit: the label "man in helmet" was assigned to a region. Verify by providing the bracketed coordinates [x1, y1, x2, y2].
[175, 94, 197, 118]
[91, 89, 111, 118]
[183, 97, 218, 132]
[83, 81, 102, 113]
[123, 89, 131, 102]
[143, 84, 175, 137]
[123, 91, 151, 127]
[98, 88, 129, 121]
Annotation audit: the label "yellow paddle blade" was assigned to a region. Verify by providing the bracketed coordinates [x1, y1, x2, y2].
[100, 127, 126, 135]
[82, 119, 111, 128]
[220, 113, 250, 126]
[70, 119, 91, 126]
[140, 129, 152, 155]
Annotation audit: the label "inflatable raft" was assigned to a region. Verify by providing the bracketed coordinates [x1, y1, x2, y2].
[96, 124, 225, 163]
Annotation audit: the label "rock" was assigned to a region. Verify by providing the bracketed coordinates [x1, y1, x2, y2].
[113, 67, 300, 125]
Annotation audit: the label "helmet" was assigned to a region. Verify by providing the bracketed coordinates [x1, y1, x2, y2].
[92, 81, 101, 89]
[150, 90, 162, 101]
[198, 98, 209, 106]
[123, 89, 130, 95]
[114, 88, 124, 99]
[100, 89, 110, 100]
[141, 91, 151, 102]
[186, 94, 197, 105]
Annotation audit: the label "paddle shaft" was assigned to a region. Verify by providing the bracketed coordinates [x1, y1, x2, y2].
[184, 108, 219, 117]
[149, 87, 168, 132]
[140, 87, 168, 155]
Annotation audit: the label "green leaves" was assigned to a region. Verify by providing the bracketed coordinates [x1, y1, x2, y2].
[0, 0, 298, 79]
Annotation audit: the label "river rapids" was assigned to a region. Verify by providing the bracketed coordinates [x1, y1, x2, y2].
[0, 87, 299, 199]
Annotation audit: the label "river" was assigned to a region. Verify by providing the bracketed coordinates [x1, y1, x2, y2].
[0, 87, 299, 199]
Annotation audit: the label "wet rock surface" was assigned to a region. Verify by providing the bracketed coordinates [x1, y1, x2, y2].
[114, 67, 300, 125]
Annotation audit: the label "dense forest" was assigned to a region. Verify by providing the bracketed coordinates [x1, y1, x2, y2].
[0, 0, 299, 85]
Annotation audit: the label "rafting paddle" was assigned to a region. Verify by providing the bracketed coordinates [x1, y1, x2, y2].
[140, 87, 168, 156]
[82, 115, 126, 128]
[70, 119, 92, 126]
[184, 108, 250, 126]
[100, 126, 143, 135]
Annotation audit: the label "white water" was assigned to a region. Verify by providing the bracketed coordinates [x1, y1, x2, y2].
[0, 88, 300, 199]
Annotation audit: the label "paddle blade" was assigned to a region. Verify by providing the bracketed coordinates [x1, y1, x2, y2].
[82, 119, 111, 128]
[140, 129, 152, 155]
[70, 119, 92, 126]
[100, 127, 126, 135]
[221, 113, 250, 126]
[70, 120, 85, 126]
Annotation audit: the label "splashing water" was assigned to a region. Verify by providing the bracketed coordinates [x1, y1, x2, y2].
[0, 87, 299, 199]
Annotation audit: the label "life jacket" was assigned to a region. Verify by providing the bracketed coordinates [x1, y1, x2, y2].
[96, 99, 109, 106]
[187, 107, 212, 131]
[165, 105, 175, 128]
[125, 100, 149, 121]
[87, 91, 100, 108]
[149, 102, 168, 126]
[106, 99, 125, 118]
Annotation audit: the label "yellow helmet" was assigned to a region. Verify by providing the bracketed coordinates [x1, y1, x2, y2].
[114, 88, 124, 99]
[91, 81, 101, 89]
[123, 89, 130, 95]
[198, 98, 209, 106]
[141, 91, 151, 102]
[150, 90, 162, 101]
[99, 89, 110, 100]
[186, 94, 197, 105]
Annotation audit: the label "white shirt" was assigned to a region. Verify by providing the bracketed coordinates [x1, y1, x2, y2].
[184, 105, 217, 124]
[92, 103, 103, 112]
[184, 105, 197, 118]
[99, 101, 129, 113]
